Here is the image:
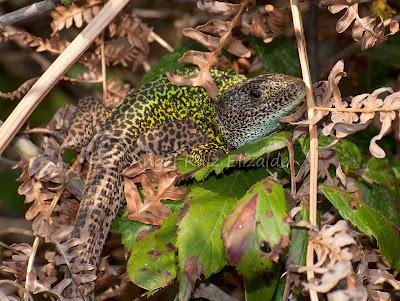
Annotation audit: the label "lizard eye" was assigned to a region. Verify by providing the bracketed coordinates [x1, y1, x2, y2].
[250, 89, 262, 99]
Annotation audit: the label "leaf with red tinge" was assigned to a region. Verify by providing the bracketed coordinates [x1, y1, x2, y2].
[176, 168, 268, 300]
[184, 256, 204, 284]
[127, 213, 178, 291]
[223, 179, 290, 277]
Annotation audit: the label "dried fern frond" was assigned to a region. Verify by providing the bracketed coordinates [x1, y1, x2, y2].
[50, 0, 104, 34]
[100, 13, 152, 68]
[328, 3, 399, 50]
[0, 31, 70, 54]
[296, 60, 400, 159]
[1, 243, 32, 282]
[242, 4, 290, 43]
[108, 13, 152, 48]
[104, 79, 131, 108]
[102, 41, 140, 67]
[168, 0, 254, 99]
[0, 77, 38, 100]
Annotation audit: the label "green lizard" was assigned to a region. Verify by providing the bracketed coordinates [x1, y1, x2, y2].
[62, 68, 305, 299]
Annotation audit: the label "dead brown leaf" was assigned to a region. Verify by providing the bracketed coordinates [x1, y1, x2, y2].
[168, 0, 253, 99]
[1, 243, 32, 282]
[295, 60, 400, 159]
[197, 0, 241, 15]
[122, 154, 186, 225]
[167, 51, 219, 99]
[328, 3, 399, 50]
[0, 77, 38, 100]
[50, 0, 103, 34]
[104, 79, 131, 108]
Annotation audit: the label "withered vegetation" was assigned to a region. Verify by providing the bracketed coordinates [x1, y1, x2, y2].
[1, 0, 400, 300]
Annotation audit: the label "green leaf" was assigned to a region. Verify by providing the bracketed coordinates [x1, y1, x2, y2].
[298, 134, 332, 156]
[244, 266, 281, 301]
[194, 131, 291, 181]
[61, 0, 73, 7]
[177, 169, 268, 281]
[364, 43, 400, 68]
[249, 36, 301, 76]
[111, 212, 151, 251]
[321, 185, 400, 270]
[335, 139, 362, 172]
[357, 181, 400, 227]
[288, 204, 308, 266]
[271, 275, 286, 301]
[142, 48, 191, 83]
[175, 156, 198, 174]
[223, 179, 290, 277]
[127, 213, 178, 291]
[362, 157, 398, 194]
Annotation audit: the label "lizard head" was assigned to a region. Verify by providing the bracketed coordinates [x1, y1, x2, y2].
[215, 73, 305, 148]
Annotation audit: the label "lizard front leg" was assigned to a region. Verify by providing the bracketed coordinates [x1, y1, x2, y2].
[189, 141, 228, 166]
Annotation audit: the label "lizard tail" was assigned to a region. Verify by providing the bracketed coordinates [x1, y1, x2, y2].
[73, 163, 123, 265]
[71, 160, 124, 299]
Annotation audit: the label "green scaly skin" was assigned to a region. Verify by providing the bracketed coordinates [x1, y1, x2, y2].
[62, 68, 305, 299]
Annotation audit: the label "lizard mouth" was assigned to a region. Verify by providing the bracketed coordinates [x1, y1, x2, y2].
[288, 78, 306, 103]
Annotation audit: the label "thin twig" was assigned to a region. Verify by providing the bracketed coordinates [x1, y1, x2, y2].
[24, 236, 39, 301]
[24, 128, 53, 135]
[289, 1, 319, 301]
[149, 31, 174, 52]
[0, 156, 18, 166]
[0, 0, 131, 156]
[142, 61, 151, 71]
[101, 32, 107, 104]
[314, 106, 400, 113]
[287, 138, 297, 197]
[0, 227, 33, 237]
[62, 76, 102, 83]
[0, 120, 84, 200]
[134, 8, 182, 19]
[0, 241, 16, 252]
[0, 0, 68, 26]
[24, 183, 67, 299]
[282, 273, 292, 301]
[305, 2, 319, 82]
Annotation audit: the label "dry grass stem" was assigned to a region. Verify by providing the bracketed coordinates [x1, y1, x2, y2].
[287, 138, 297, 197]
[289, 0, 319, 300]
[24, 237, 39, 301]
[149, 31, 174, 52]
[314, 106, 400, 113]
[101, 32, 107, 104]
